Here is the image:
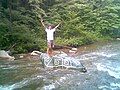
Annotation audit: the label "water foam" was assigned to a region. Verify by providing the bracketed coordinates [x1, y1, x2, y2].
[111, 83, 120, 88]
[78, 51, 117, 61]
[59, 77, 66, 82]
[42, 84, 55, 90]
[95, 63, 120, 79]
[99, 83, 120, 90]
[41, 76, 68, 90]
[88, 52, 117, 58]
[99, 85, 117, 90]
[99, 52, 116, 58]
[0, 75, 44, 90]
[0, 85, 14, 90]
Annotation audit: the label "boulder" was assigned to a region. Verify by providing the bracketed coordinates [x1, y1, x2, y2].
[0, 50, 15, 60]
[71, 48, 77, 51]
[40, 51, 87, 72]
[116, 38, 120, 40]
[30, 51, 42, 56]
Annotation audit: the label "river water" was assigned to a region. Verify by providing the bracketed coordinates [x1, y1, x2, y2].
[0, 40, 120, 90]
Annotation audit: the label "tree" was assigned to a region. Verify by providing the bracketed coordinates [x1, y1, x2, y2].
[0, 0, 120, 53]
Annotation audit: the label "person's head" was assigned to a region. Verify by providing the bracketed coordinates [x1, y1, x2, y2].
[47, 25, 55, 29]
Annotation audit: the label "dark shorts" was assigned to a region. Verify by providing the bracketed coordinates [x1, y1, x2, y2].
[47, 40, 54, 48]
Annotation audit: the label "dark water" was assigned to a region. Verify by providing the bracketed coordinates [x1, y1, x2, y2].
[0, 40, 120, 90]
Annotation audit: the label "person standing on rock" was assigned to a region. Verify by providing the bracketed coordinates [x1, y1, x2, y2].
[40, 18, 61, 57]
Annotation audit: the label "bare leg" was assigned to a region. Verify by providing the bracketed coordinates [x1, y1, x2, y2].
[47, 40, 54, 57]
[47, 48, 53, 57]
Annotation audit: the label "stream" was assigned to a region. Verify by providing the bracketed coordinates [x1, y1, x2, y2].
[0, 40, 120, 90]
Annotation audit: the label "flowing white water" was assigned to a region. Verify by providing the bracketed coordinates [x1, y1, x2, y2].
[93, 42, 120, 90]
[0, 41, 120, 90]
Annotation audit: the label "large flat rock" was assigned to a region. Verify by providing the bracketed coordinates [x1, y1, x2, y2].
[40, 52, 87, 72]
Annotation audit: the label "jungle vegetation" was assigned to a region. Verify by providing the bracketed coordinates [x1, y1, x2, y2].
[0, 0, 120, 53]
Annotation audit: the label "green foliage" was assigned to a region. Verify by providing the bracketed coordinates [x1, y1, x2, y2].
[0, 0, 120, 53]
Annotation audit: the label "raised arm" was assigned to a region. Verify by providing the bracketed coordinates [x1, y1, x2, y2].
[54, 22, 61, 29]
[40, 19, 46, 28]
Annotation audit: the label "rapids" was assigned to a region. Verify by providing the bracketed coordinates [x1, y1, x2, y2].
[0, 40, 120, 90]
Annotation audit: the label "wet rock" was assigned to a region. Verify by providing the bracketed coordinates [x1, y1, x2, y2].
[30, 51, 42, 56]
[40, 52, 87, 72]
[0, 50, 15, 60]
[116, 38, 120, 40]
[71, 48, 77, 51]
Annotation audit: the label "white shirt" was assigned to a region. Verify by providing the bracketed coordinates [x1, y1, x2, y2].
[45, 28, 55, 41]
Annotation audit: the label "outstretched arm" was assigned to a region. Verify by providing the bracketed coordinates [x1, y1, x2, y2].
[54, 22, 61, 29]
[41, 19, 46, 28]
